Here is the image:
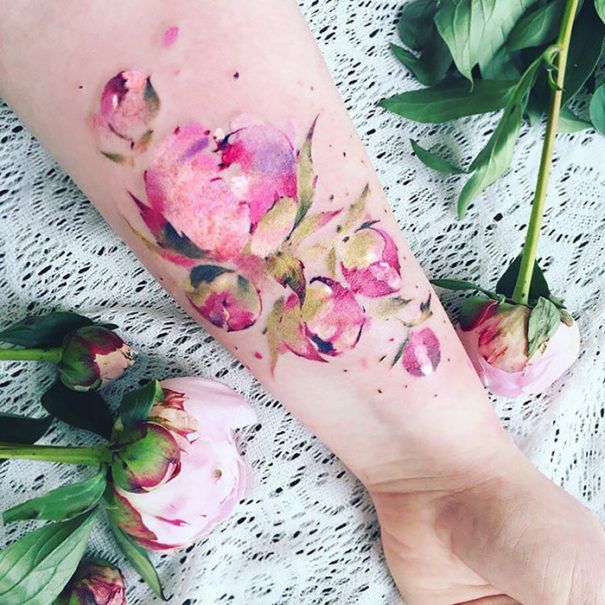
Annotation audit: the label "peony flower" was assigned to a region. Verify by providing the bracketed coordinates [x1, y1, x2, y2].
[219, 123, 298, 227]
[277, 278, 365, 361]
[185, 265, 262, 332]
[55, 558, 126, 605]
[132, 120, 301, 265]
[58, 326, 134, 392]
[95, 70, 160, 142]
[143, 124, 251, 262]
[401, 327, 441, 377]
[456, 297, 580, 397]
[340, 225, 401, 297]
[107, 377, 256, 552]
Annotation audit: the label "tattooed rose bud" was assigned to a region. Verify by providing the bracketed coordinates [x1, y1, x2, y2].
[456, 297, 580, 398]
[56, 558, 126, 605]
[58, 326, 134, 392]
[278, 277, 366, 360]
[186, 265, 262, 332]
[95, 70, 160, 142]
[302, 278, 365, 356]
[108, 377, 256, 551]
[340, 225, 401, 297]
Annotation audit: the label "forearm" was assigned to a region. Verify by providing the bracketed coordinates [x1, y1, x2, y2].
[0, 0, 507, 483]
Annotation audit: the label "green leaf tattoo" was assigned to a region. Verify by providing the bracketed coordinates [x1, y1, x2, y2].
[3, 470, 106, 523]
[527, 296, 562, 357]
[0, 513, 95, 605]
[294, 117, 317, 228]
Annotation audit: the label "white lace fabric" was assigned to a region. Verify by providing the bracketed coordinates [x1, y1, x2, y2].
[1, 1, 604, 604]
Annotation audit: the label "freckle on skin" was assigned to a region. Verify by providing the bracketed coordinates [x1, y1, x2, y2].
[233, 71, 240, 79]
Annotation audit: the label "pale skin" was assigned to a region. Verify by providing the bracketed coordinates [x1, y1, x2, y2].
[1, 2, 604, 604]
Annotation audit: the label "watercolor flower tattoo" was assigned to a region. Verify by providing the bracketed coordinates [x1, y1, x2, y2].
[93, 70, 160, 164]
[93, 72, 440, 378]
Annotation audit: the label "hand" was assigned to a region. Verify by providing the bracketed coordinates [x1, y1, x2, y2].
[367, 444, 605, 605]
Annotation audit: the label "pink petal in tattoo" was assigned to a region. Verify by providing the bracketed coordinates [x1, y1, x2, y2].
[401, 328, 441, 377]
[340, 224, 401, 298]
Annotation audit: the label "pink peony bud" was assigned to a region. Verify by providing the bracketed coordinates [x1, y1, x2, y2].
[95, 70, 160, 142]
[55, 558, 126, 605]
[340, 225, 401, 297]
[456, 298, 580, 397]
[58, 326, 134, 392]
[186, 265, 262, 332]
[108, 377, 256, 552]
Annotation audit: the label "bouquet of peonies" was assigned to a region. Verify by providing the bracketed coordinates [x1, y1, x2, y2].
[0, 312, 256, 604]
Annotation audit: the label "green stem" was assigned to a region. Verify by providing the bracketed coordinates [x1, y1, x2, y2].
[511, 0, 579, 305]
[0, 347, 62, 363]
[0, 443, 108, 466]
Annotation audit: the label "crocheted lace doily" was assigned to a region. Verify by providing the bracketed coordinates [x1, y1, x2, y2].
[1, 1, 604, 603]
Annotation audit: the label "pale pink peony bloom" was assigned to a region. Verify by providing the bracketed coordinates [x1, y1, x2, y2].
[340, 226, 401, 297]
[457, 300, 580, 398]
[109, 377, 256, 552]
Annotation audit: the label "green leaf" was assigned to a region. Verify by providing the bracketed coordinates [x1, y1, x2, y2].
[0, 312, 93, 348]
[42, 380, 113, 439]
[431, 278, 501, 299]
[109, 524, 166, 600]
[391, 38, 451, 87]
[0, 414, 52, 444]
[457, 55, 543, 217]
[411, 140, 465, 174]
[507, 0, 565, 51]
[589, 83, 605, 134]
[480, 47, 522, 81]
[398, 0, 439, 50]
[434, 0, 538, 83]
[3, 470, 106, 523]
[266, 252, 306, 303]
[597, 0, 605, 23]
[0, 513, 94, 605]
[563, 3, 605, 104]
[294, 118, 317, 228]
[118, 380, 164, 430]
[527, 296, 561, 356]
[495, 254, 553, 302]
[379, 79, 516, 124]
[559, 106, 593, 133]
[459, 295, 496, 330]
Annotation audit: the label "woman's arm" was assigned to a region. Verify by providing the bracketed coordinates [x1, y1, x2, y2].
[1, 2, 604, 604]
